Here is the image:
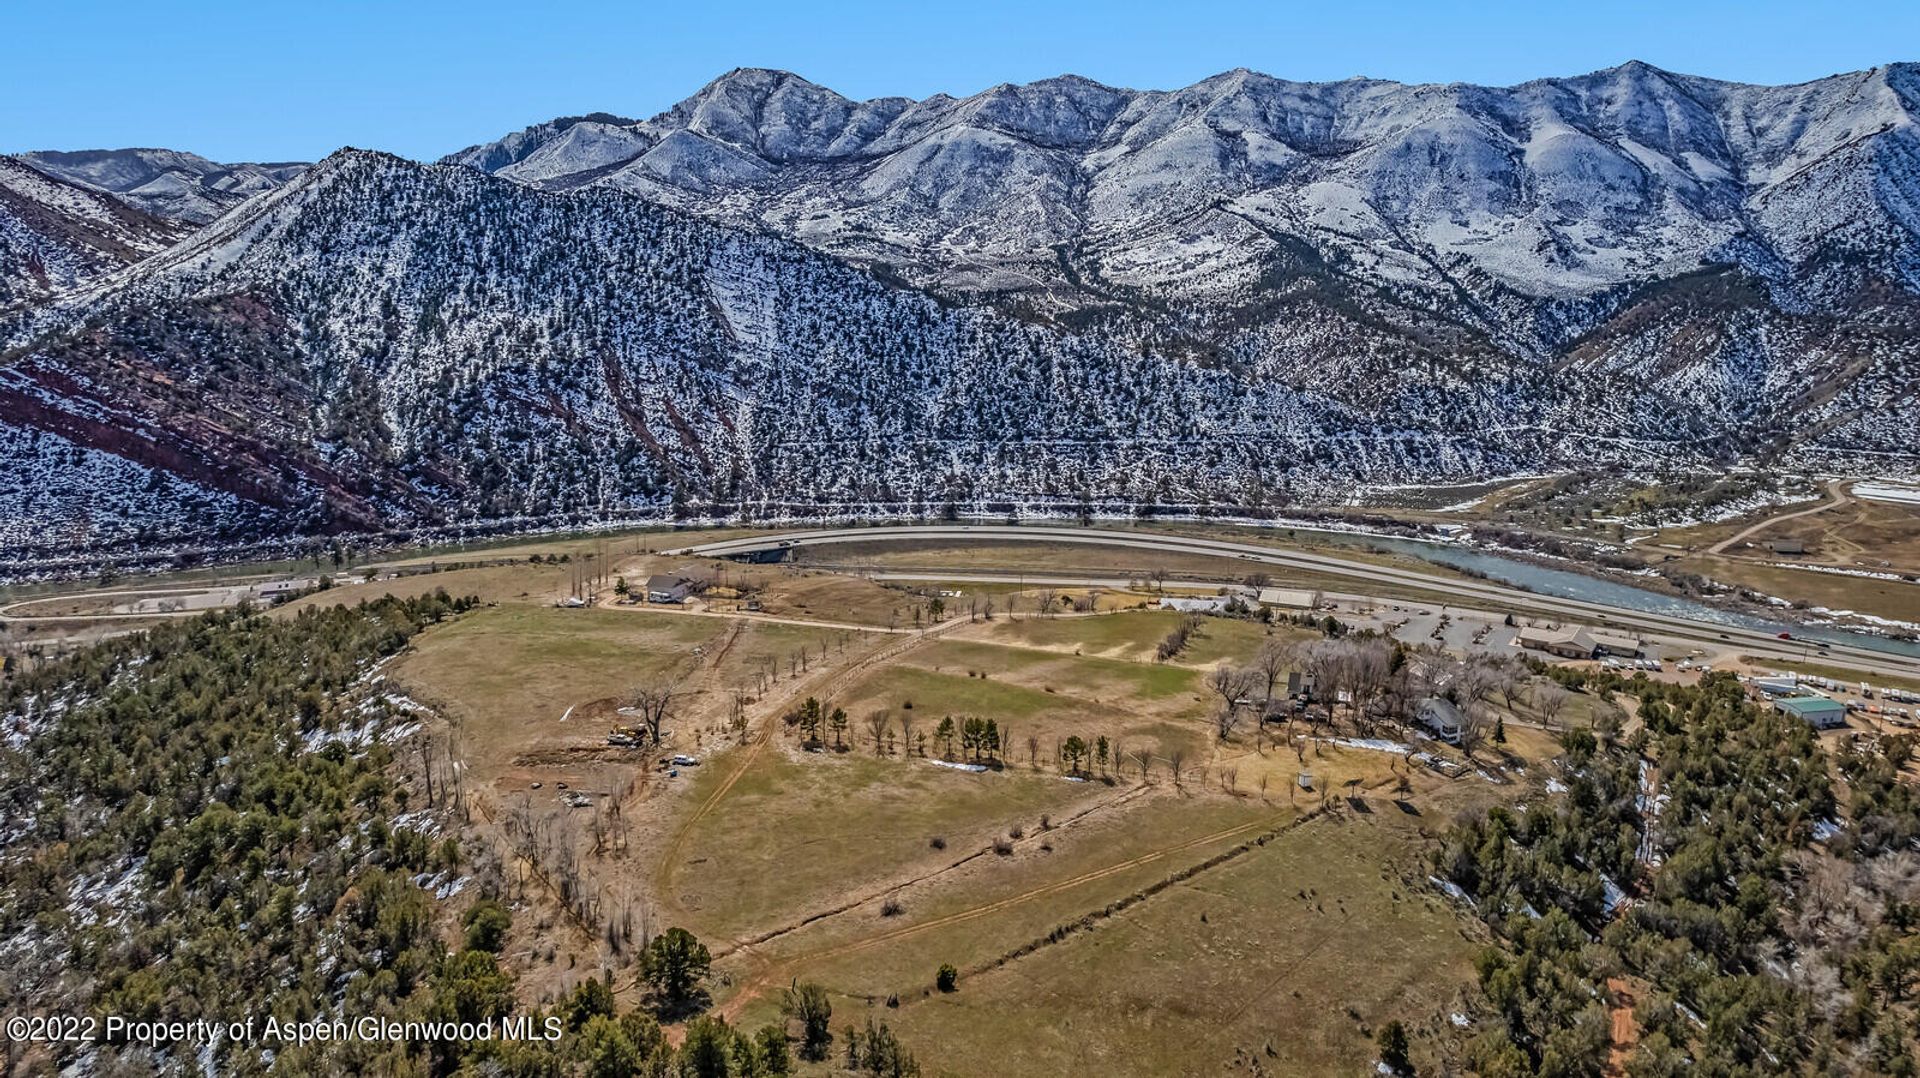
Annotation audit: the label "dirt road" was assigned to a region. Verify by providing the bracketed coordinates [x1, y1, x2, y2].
[1706, 479, 1850, 555]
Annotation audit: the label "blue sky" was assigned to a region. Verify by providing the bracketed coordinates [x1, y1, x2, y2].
[3, 0, 1915, 162]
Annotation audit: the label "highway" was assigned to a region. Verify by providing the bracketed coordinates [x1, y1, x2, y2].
[671, 525, 1920, 681]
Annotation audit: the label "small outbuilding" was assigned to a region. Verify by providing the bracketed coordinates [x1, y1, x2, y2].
[1159, 595, 1232, 614]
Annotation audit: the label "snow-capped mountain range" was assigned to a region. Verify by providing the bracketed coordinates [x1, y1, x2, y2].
[1, 64, 1916, 559]
[19, 149, 308, 224]
[449, 65, 1920, 330]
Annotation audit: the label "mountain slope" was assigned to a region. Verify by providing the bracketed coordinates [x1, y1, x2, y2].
[3, 65, 1917, 560]
[0, 156, 189, 311]
[448, 64, 1920, 344]
[0, 150, 1728, 557]
[19, 148, 309, 224]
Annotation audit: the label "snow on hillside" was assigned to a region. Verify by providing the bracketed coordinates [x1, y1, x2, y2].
[19, 149, 309, 224]
[0, 157, 188, 310]
[446, 62, 1920, 322]
[0, 149, 1748, 553]
[0, 63, 1916, 557]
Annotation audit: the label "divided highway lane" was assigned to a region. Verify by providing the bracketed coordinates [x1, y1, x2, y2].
[671, 526, 1918, 680]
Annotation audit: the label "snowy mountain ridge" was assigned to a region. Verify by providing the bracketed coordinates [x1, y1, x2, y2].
[0, 156, 189, 311]
[19, 148, 309, 225]
[447, 62, 1920, 356]
[0, 63, 1916, 559]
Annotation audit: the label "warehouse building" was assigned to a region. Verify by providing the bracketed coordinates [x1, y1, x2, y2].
[1774, 696, 1848, 730]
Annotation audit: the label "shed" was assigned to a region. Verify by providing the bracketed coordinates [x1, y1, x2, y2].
[254, 580, 304, 602]
[1159, 596, 1231, 613]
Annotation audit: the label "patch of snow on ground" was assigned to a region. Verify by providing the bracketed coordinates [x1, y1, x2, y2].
[1313, 737, 1413, 754]
[390, 810, 442, 836]
[1857, 483, 1920, 506]
[1602, 875, 1629, 915]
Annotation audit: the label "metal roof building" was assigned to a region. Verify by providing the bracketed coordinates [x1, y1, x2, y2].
[1774, 696, 1848, 729]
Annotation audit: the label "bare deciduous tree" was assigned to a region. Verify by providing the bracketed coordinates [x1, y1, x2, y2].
[729, 689, 750, 744]
[1536, 681, 1569, 729]
[1209, 665, 1260, 741]
[1496, 660, 1528, 715]
[1457, 702, 1493, 756]
[865, 710, 892, 755]
[1456, 657, 1504, 714]
[625, 685, 677, 745]
[1251, 639, 1294, 719]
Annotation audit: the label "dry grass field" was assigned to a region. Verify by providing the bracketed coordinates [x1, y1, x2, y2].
[392, 605, 722, 775]
[1645, 486, 1920, 624]
[666, 749, 1117, 943]
[791, 535, 1479, 606]
[1659, 490, 1920, 566]
[881, 790, 1492, 1078]
[604, 600, 1538, 1073]
[1701, 559, 1920, 623]
[239, 546, 1576, 1073]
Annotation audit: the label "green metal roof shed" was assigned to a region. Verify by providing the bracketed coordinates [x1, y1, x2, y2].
[1774, 696, 1848, 729]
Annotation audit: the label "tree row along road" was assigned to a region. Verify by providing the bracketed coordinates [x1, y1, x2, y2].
[670, 526, 1916, 680]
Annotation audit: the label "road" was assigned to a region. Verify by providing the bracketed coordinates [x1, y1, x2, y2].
[0, 583, 260, 621]
[1706, 479, 1851, 555]
[671, 525, 1918, 680]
